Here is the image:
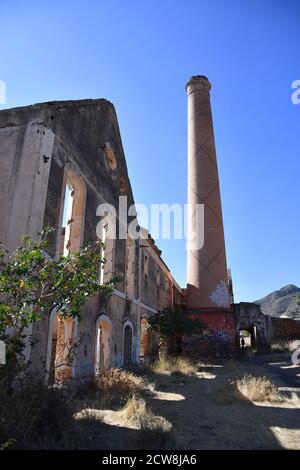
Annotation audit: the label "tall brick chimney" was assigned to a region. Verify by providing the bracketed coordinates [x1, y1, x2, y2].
[186, 75, 230, 314]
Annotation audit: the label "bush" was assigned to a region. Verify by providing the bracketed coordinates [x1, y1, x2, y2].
[232, 374, 281, 402]
[151, 356, 197, 376]
[118, 396, 173, 449]
[271, 340, 300, 352]
[0, 374, 75, 449]
[94, 368, 147, 407]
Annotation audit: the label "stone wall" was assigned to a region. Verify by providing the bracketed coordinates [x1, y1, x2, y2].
[270, 317, 300, 342]
[234, 302, 270, 351]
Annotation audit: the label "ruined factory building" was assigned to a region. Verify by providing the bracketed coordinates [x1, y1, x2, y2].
[0, 98, 181, 382]
[0, 78, 296, 382]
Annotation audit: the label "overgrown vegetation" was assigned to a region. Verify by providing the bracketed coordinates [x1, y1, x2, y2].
[271, 340, 300, 353]
[151, 356, 198, 376]
[0, 229, 121, 371]
[147, 308, 205, 356]
[0, 230, 122, 449]
[118, 396, 174, 448]
[94, 368, 151, 407]
[233, 374, 281, 402]
[0, 374, 75, 449]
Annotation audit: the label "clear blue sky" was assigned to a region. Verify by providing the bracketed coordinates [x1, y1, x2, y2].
[1, 0, 299, 302]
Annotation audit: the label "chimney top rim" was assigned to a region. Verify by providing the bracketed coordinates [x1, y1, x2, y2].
[185, 75, 211, 92]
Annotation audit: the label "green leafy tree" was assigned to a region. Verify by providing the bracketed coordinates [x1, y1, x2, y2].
[0, 229, 121, 368]
[147, 308, 206, 356]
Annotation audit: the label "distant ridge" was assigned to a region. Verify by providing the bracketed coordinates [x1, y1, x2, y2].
[255, 284, 300, 319]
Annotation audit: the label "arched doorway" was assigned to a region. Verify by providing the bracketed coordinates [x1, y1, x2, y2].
[239, 326, 257, 350]
[140, 318, 151, 362]
[123, 321, 133, 367]
[46, 309, 76, 384]
[95, 314, 112, 373]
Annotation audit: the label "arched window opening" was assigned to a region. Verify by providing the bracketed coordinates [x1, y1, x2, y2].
[59, 171, 85, 257]
[47, 311, 75, 384]
[99, 224, 107, 285]
[98, 221, 114, 285]
[140, 318, 151, 362]
[95, 315, 111, 373]
[123, 322, 133, 367]
[61, 178, 74, 256]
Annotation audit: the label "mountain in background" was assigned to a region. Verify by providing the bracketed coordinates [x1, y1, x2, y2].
[255, 284, 300, 319]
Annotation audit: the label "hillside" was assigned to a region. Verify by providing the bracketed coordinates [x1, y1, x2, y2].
[255, 284, 300, 319]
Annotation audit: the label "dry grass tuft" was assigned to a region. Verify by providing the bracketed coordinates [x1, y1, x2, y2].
[94, 368, 149, 406]
[118, 396, 147, 425]
[284, 392, 300, 406]
[233, 374, 281, 402]
[271, 340, 300, 353]
[118, 395, 173, 449]
[151, 356, 197, 376]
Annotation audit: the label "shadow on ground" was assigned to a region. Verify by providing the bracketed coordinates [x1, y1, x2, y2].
[72, 356, 300, 450]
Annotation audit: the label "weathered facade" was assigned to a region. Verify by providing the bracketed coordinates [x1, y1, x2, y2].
[234, 302, 271, 351]
[0, 99, 180, 382]
[1, 80, 298, 377]
[234, 302, 300, 351]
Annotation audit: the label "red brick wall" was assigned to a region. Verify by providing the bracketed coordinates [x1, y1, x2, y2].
[184, 311, 236, 356]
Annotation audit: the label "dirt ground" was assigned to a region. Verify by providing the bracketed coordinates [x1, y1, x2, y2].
[74, 352, 300, 450]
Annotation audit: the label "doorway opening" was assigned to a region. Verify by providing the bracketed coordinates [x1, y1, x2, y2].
[95, 314, 112, 373]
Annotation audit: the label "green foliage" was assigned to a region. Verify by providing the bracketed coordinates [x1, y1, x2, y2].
[0, 228, 122, 353]
[147, 308, 206, 341]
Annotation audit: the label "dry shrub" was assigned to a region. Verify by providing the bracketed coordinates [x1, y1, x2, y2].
[94, 368, 147, 406]
[118, 396, 150, 426]
[233, 374, 281, 402]
[119, 396, 174, 449]
[284, 392, 300, 405]
[152, 356, 197, 376]
[271, 340, 300, 352]
[0, 374, 75, 449]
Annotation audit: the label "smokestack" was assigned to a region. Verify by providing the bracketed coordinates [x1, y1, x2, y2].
[186, 75, 229, 312]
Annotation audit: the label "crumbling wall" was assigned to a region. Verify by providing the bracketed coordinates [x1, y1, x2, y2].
[270, 317, 300, 342]
[234, 302, 270, 351]
[0, 99, 182, 381]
